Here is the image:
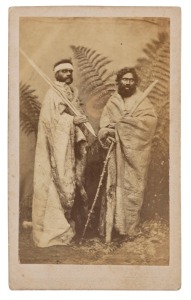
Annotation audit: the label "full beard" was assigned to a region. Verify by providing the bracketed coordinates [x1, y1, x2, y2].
[56, 74, 73, 85]
[64, 77, 73, 85]
[118, 85, 136, 98]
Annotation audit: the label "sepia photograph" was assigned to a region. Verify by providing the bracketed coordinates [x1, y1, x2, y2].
[8, 6, 181, 290]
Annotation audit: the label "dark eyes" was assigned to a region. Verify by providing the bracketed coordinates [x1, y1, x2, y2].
[62, 69, 73, 73]
[122, 78, 134, 83]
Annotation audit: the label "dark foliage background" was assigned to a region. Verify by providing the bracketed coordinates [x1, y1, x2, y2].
[20, 82, 41, 137]
[20, 32, 169, 225]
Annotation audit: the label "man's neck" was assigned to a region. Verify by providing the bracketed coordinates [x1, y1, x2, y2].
[55, 80, 70, 88]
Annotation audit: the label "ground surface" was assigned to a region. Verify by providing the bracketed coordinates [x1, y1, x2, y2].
[19, 217, 169, 265]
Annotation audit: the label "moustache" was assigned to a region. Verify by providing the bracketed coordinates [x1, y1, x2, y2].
[65, 76, 73, 81]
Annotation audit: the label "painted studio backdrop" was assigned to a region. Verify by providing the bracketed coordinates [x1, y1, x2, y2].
[19, 17, 170, 264]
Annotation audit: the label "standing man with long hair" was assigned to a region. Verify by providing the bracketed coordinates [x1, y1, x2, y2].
[98, 67, 157, 242]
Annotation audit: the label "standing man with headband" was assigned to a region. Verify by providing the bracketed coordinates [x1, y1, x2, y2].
[32, 59, 88, 247]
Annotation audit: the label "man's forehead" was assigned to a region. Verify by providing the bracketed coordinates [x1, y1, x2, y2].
[122, 73, 134, 79]
[54, 62, 74, 73]
[60, 68, 73, 71]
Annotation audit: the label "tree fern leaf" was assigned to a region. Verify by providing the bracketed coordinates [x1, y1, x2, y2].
[153, 86, 166, 95]
[81, 76, 103, 90]
[153, 62, 170, 74]
[156, 80, 169, 91]
[88, 84, 106, 96]
[96, 60, 112, 72]
[82, 80, 104, 93]
[96, 88, 114, 100]
[136, 58, 151, 65]
[145, 42, 158, 53]
[91, 53, 102, 64]
[80, 68, 98, 78]
[93, 56, 108, 68]
[162, 47, 170, 54]
[157, 57, 170, 66]
[77, 62, 94, 72]
[99, 68, 107, 79]
[20, 83, 31, 94]
[157, 51, 170, 59]
[71, 45, 114, 109]
[85, 48, 91, 56]
[87, 49, 97, 60]
[90, 82, 115, 97]
[102, 72, 116, 83]
[151, 39, 161, 48]
[143, 48, 157, 60]
[148, 94, 165, 103]
[104, 83, 117, 89]
[81, 72, 103, 83]
[79, 65, 94, 73]
[20, 112, 36, 135]
[148, 90, 165, 100]
[78, 57, 90, 66]
[78, 46, 85, 52]
[20, 82, 41, 136]
[152, 70, 170, 80]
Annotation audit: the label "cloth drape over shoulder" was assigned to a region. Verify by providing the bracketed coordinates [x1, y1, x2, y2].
[32, 82, 87, 247]
[98, 90, 157, 242]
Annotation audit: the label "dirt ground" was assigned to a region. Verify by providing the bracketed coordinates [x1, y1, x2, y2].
[19, 216, 169, 265]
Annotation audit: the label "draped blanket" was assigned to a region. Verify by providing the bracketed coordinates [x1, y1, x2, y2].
[99, 90, 157, 242]
[32, 83, 87, 247]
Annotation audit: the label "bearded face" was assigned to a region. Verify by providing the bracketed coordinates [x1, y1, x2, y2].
[118, 72, 136, 98]
[55, 69, 73, 85]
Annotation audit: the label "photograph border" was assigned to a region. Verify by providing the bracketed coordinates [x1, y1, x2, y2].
[8, 6, 181, 290]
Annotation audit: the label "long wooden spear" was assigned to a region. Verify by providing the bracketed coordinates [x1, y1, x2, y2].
[20, 48, 97, 137]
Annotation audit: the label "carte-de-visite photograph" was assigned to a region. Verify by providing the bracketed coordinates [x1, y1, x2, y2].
[9, 6, 181, 290]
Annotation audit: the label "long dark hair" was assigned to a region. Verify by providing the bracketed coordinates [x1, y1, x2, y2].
[116, 67, 139, 85]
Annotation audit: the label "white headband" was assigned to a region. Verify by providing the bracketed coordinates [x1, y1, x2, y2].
[54, 63, 74, 73]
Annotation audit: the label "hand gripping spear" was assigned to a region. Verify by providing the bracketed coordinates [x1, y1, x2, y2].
[19, 48, 97, 137]
[80, 79, 158, 243]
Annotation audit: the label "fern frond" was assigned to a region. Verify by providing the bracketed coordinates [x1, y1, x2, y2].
[91, 53, 102, 64]
[87, 50, 97, 60]
[99, 69, 107, 79]
[93, 56, 108, 68]
[96, 60, 113, 72]
[70, 45, 114, 108]
[153, 64, 170, 75]
[20, 82, 41, 136]
[145, 42, 158, 53]
[20, 112, 36, 135]
[89, 82, 116, 97]
[143, 48, 157, 60]
[102, 71, 116, 83]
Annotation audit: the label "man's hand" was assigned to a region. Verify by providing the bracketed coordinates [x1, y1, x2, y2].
[98, 127, 116, 149]
[105, 136, 116, 148]
[73, 115, 88, 125]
